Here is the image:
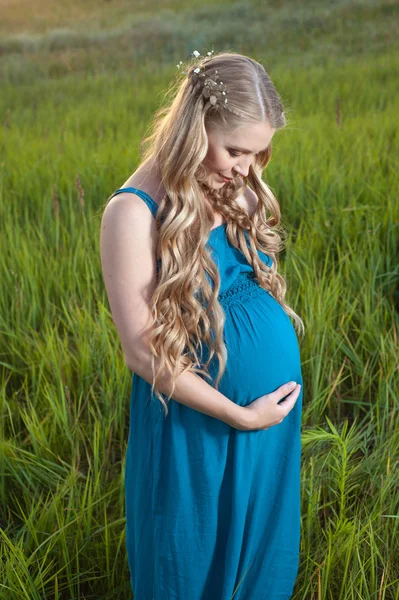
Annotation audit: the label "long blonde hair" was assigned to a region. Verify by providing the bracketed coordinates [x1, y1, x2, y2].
[138, 51, 304, 417]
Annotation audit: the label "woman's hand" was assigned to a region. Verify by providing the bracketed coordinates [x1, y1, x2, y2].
[237, 381, 301, 431]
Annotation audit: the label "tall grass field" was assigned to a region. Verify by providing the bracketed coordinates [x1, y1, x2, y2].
[1, 0, 398, 598]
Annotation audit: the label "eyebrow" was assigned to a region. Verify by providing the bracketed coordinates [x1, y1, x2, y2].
[228, 144, 268, 154]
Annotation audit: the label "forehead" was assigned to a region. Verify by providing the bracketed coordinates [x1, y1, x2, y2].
[210, 121, 275, 152]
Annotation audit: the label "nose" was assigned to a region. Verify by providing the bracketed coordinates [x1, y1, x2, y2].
[234, 164, 250, 178]
[234, 156, 252, 178]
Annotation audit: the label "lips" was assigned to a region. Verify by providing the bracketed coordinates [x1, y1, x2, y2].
[220, 173, 233, 182]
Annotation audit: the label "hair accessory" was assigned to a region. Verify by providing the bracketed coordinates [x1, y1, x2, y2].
[177, 49, 229, 108]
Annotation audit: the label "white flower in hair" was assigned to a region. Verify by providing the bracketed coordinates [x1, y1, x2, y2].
[194, 68, 201, 73]
[192, 50, 201, 58]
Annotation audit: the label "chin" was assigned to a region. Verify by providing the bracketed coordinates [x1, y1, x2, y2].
[204, 173, 228, 189]
[206, 178, 223, 189]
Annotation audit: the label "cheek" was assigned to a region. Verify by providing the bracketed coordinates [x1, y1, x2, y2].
[205, 150, 232, 171]
[218, 156, 233, 170]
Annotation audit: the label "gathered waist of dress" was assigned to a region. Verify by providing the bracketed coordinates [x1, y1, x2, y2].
[219, 271, 271, 309]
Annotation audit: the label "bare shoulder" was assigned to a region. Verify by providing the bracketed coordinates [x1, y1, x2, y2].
[106, 187, 161, 214]
[102, 193, 157, 253]
[102, 176, 158, 251]
[118, 158, 165, 207]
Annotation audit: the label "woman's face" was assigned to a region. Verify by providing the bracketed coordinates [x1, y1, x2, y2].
[202, 120, 276, 188]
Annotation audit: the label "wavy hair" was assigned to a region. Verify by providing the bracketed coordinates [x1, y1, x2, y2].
[136, 51, 304, 417]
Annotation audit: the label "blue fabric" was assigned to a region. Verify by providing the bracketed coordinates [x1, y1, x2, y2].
[109, 187, 303, 599]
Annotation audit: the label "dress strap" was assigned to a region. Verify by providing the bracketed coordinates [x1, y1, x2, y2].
[108, 187, 158, 218]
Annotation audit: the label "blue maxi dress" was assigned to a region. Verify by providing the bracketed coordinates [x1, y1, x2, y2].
[108, 187, 303, 600]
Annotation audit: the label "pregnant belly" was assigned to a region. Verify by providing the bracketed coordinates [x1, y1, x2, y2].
[202, 272, 303, 409]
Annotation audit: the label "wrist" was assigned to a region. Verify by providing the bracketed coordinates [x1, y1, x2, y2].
[227, 404, 253, 431]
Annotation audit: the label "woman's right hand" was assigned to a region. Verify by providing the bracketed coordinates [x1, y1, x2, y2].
[238, 381, 301, 431]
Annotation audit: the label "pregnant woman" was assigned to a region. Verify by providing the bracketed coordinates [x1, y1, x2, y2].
[100, 50, 305, 600]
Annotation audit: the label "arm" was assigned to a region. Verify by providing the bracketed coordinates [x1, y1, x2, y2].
[130, 347, 247, 429]
[100, 193, 249, 430]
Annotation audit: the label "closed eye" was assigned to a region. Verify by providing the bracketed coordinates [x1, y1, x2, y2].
[228, 149, 261, 158]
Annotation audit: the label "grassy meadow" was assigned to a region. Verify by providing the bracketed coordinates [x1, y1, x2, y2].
[1, 0, 399, 598]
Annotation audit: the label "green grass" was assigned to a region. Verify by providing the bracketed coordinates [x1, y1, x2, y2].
[1, 0, 399, 598]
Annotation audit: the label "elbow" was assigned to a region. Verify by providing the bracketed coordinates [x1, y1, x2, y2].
[125, 353, 138, 373]
[125, 347, 150, 379]
[125, 357, 134, 373]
